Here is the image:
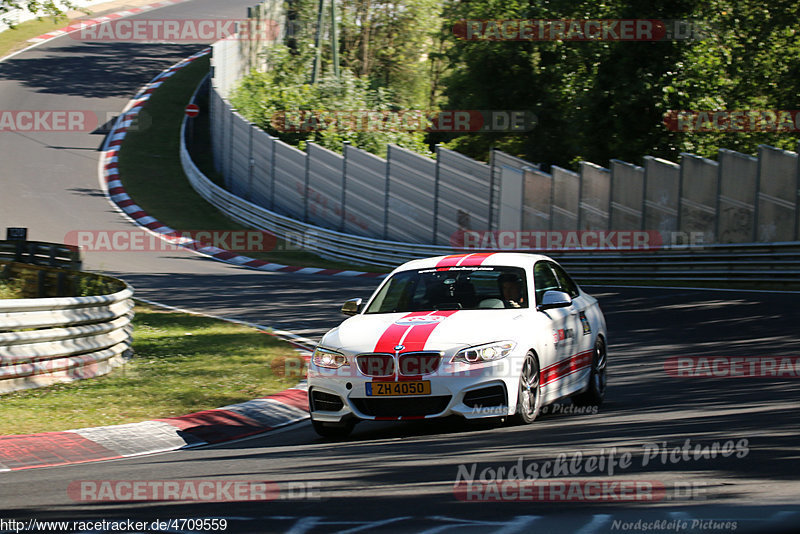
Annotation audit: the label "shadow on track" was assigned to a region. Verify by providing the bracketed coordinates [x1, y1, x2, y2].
[0, 42, 203, 98]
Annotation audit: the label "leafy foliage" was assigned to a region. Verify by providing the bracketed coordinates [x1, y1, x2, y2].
[236, 0, 800, 167]
[0, 277, 23, 299]
[75, 273, 124, 297]
[439, 0, 800, 167]
[231, 45, 431, 157]
[0, 1, 76, 20]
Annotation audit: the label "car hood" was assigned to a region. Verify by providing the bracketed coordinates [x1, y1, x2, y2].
[320, 310, 529, 354]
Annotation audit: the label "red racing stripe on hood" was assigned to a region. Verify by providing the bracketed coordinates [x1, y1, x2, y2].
[394, 309, 459, 352]
[373, 310, 459, 353]
[373, 311, 435, 353]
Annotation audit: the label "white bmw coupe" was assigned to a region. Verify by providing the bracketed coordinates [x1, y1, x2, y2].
[307, 252, 608, 437]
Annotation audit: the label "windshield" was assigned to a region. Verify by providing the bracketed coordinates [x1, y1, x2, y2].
[365, 266, 528, 313]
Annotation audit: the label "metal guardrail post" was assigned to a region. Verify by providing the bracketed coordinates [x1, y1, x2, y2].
[432, 144, 441, 244]
[37, 270, 46, 297]
[303, 142, 311, 223]
[247, 125, 255, 202]
[383, 145, 392, 240]
[270, 135, 276, 211]
[754, 145, 764, 242]
[796, 141, 800, 241]
[488, 149, 496, 232]
[341, 142, 349, 232]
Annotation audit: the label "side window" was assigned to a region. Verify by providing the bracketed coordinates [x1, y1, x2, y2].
[533, 261, 560, 304]
[550, 262, 580, 298]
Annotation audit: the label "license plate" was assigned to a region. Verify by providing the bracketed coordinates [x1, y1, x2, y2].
[366, 381, 431, 396]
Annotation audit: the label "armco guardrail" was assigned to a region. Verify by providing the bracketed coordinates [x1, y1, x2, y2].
[209, 18, 800, 248]
[0, 240, 82, 270]
[0, 277, 134, 394]
[553, 242, 800, 284]
[181, 101, 800, 282]
[182, 136, 449, 268]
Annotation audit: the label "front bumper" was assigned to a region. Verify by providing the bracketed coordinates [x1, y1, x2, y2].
[308, 357, 522, 422]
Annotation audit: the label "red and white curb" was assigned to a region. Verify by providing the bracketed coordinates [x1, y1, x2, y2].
[27, 0, 193, 43]
[0, 384, 310, 472]
[99, 49, 384, 278]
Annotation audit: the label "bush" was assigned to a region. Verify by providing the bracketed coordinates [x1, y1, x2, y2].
[75, 274, 125, 297]
[0, 278, 24, 299]
[231, 45, 432, 158]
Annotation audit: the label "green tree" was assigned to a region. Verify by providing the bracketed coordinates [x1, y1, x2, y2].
[1, 1, 76, 20]
[439, 0, 799, 167]
[438, 0, 696, 168]
[231, 45, 431, 157]
[662, 0, 800, 158]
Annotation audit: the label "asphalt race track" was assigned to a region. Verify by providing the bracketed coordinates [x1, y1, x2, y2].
[1, 1, 799, 532]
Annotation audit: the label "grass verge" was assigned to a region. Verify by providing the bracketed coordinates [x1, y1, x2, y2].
[0, 302, 305, 435]
[117, 55, 388, 273]
[0, 15, 70, 59]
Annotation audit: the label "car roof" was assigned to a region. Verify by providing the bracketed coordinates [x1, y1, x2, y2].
[392, 252, 555, 273]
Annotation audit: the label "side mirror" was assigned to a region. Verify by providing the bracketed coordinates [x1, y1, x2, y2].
[341, 298, 363, 316]
[537, 290, 572, 311]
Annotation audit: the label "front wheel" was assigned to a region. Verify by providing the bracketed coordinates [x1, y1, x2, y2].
[572, 337, 607, 407]
[511, 351, 541, 424]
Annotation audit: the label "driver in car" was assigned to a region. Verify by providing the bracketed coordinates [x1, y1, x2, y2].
[499, 272, 525, 308]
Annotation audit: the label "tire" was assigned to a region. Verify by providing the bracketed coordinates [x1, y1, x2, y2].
[572, 337, 607, 407]
[311, 418, 355, 439]
[511, 351, 541, 424]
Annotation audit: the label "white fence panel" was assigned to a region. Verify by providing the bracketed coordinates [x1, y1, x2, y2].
[756, 145, 798, 242]
[718, 149, 758, 243]
[610, 160, 645, 231]
[579, 162, 611, 231]
[435, 147, 492, 245]
[386, 145, 436, 243]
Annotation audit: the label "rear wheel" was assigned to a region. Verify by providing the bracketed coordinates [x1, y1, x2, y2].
[572, 337, 607, 407]
[311, 418, 355, 439]
[511, 351, 541, 424]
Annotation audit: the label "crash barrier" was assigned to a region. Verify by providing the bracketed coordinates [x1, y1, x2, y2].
[0, 240, 82, 271]
[182, 107, 800, 283]
[0, 263, 133, 394]
[208, 7, 800, 248]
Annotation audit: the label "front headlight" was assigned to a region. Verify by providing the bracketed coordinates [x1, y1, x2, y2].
[312, 347, 349, 369]
[452, 341, 516, 364]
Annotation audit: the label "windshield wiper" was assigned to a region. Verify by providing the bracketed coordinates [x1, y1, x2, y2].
[434, 302, 462, 310]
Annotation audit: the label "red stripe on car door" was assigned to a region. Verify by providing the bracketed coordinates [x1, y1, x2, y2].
[541, 350, 594, 386]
